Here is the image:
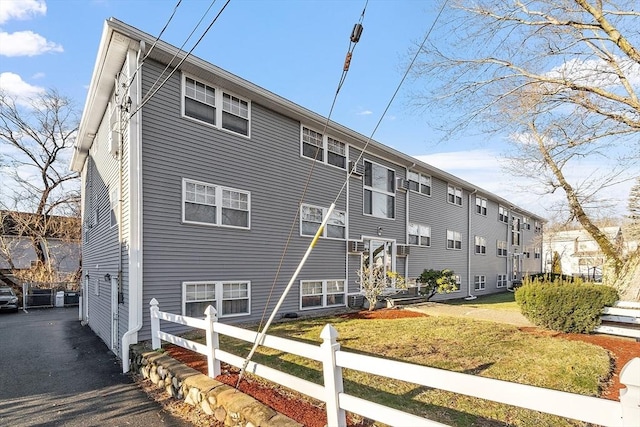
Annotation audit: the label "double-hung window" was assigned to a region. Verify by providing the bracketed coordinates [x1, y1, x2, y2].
[474, 236, 487, 254]
[453, 274, 461, 291]
[408, 223, 431, 246]
[300, 279, 345, 309]
[534, 247, 541, 259]
[183, 281, 250, 318]
[447, 230, 462, 250]
[497, 274, 507, 288]
[447, 185, 463, 206]
[183, 178, 250, 229]
[499, 206, 509, 223]
[475, 196, 487, 215]
[407, 171, 431, 195]
[300, 204, 346, 239]
[183, 75, 250, 136]
[301, 126, 347, 169]
[535, 221, 542, 233]
[512, 217, 521, 246]
[497, 240, 508, 257]
[474, 275, 486, 291]
[364, 160, 395, 219]
[523, 217, 531, 230]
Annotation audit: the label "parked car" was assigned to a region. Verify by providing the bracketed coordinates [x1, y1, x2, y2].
[0, 287, 19, 312]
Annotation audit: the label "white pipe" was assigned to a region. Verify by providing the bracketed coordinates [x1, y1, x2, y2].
[121, 45, 144, 373]
[238, 203, 336, 381]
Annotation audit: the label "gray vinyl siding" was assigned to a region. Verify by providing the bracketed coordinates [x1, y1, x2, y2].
[82, 104, 121, 349]
[139, 61, 348, 338]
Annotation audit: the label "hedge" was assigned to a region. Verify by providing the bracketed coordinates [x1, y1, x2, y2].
[515, 282, 618, 333]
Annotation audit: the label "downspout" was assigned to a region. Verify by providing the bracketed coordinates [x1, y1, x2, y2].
[121, 43, 144, 373]
[465, 189, 477, 300]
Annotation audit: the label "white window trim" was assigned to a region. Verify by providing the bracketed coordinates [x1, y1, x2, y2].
[475, 196, 487, 216]
[452, 274, 462, 292]
[182, 178, 251, 229]
[499, 206, 509, 223]
[408, 223, 431, 247]
[407, 171, 432, 196]
[474, 236, 487, 255]
[497, 274, 507, 288]
[446, 230, 462, 250]
[299, 279, 346, 310]
[363, 159, 396, 219]
[182, 73, 251, 138]
[300, 203, 347, 240]
[182, 281, 251, 318]
[447, 184, 463, 206]
[474, 275, 486, 291]
[110, 186, 119, 229]
[300, 125, 347, 170]
[497, 240, 508, 257]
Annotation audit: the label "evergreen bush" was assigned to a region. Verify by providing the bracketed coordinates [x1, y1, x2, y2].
[515, 280, 618, 333]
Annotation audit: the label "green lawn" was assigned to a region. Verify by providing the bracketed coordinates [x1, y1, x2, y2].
[214, 314, 611, 427]
[444, 291, 521, 311]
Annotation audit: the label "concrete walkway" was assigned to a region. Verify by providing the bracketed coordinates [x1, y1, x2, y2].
[406, 301, 534, 327]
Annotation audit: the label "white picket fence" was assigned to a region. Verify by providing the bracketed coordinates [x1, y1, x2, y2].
[149, 298, 640, 427]
[595, 301, 640, 339]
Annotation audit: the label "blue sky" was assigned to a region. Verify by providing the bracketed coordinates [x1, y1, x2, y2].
[0, 0, 635, 219]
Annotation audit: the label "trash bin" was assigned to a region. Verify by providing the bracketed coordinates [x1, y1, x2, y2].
[55, 291, 65, 307]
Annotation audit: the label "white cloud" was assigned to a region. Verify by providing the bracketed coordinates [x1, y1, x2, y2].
[0, 30, 63, 57]
[0, 72, 45, 104]
[546, 56, 640, 88]
[0, 0, 46, 24]
[357, 109, 372, 116]
[414, 149, 634, 219]
[32, 72, 45, 79]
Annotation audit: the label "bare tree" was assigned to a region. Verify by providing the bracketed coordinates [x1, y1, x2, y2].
[412, 0, 639, 298]
[0, 89, 81, 285]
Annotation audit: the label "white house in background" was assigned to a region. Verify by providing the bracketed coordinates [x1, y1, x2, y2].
[542, 226, 626, 280]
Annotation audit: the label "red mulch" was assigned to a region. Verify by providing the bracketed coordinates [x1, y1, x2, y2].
[164, 309, 639, 426]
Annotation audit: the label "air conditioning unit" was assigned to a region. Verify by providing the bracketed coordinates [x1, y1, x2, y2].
[348, 161, 364, 177]
[348, 240, 366, 253]
[396, 245, 411, 256]
[396, 178, 409, 191]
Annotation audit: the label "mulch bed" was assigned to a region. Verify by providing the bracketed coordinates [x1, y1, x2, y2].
[164, 308, 639, 426]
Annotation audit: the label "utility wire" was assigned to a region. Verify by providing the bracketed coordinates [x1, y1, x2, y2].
[238, 0, 448, 388]
[123, 0, 183, 94]
[136, 0, 218, 109]
[129, 0, 231, 119]
[238, 0, 369, 389]
[333, 0, 449, 205]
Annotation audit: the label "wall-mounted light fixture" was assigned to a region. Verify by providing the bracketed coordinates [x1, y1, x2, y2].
[377, 226, 383, 236]
[85, 273, 90, 280]
[104, 273, 111, 282]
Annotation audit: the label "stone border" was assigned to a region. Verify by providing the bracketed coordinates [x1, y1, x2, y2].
[130, 344, 303, 427]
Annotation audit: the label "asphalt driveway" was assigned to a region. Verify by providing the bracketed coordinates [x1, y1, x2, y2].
[0, 307, 191, 427]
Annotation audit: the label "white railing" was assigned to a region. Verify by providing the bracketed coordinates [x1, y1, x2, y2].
[595, 301, 640, 339]
[149, 298, 640, 427]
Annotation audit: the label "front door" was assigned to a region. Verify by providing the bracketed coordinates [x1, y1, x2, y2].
[362, 239, 396, 288]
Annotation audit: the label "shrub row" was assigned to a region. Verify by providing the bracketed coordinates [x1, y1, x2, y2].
[515, 282, 618, 333]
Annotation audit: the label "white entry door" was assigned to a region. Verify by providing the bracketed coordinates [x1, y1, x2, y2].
[361, 239, 396, 288]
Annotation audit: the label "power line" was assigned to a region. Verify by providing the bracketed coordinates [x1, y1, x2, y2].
[123, 0, 184, 94]
[333, 0, 450, 205]
[129, 0, 231, 119]
[136, 0, 219, 110]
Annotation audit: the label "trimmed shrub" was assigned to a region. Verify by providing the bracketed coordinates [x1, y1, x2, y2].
[515, 281, 618, 333]
[525, 273, 583, 284]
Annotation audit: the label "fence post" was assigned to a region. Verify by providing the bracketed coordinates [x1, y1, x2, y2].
[149, 298, 161, 350]
[320, 324, 346, 427]
[204, 305, 220, 378]
[619, 357, 640, 426]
